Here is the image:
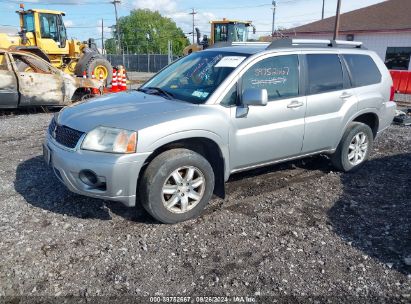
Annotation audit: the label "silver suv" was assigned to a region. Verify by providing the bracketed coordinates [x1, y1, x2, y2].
[44, 39, 396, 223]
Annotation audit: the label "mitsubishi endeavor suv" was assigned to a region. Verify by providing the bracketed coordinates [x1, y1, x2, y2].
[44, 39, 396, 223]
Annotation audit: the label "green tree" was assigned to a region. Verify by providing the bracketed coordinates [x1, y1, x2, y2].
[108, 9, 189, 56]
[104, 38, 117, 54]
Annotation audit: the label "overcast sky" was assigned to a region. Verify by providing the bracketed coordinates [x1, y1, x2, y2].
[0, 0, 386, 47]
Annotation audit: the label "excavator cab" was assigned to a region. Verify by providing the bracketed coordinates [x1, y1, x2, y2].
[19, 8, 69, 54]
[183, 19, 255, 55]
[37, 13, 68, 48]
[211, 20, 253, 44]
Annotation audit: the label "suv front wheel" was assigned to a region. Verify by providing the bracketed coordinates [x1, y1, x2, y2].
[331, 122, 374, 172]
[140, 148, 215, 223]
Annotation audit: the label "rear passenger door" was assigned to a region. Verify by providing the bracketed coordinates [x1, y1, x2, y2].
[342, 54, 383, 109]
[302, 52, 358, 153]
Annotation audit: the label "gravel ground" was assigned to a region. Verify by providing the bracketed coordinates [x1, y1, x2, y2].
[0, 113, 410, 303]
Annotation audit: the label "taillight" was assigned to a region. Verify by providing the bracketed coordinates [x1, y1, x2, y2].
[390, 86, 395, 101]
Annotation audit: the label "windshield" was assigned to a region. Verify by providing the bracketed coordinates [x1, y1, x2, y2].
[141, 51, 249, 104]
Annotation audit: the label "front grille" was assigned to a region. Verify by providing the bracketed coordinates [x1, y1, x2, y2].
[48, 118, 84, 149]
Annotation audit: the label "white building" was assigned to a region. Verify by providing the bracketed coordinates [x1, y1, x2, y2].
[282, 0, 411, 70]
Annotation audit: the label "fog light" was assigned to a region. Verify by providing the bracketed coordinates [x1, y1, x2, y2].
[79, 169, 99, 186]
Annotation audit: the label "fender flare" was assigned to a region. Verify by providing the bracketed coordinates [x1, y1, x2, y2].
[147, 129, 231, 181]
[338, 108, 380, 144]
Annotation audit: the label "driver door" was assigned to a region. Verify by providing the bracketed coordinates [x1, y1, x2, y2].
[229, 53, 306, 171]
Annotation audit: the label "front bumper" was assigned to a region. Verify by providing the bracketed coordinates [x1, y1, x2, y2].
[44, 133, 151, 207]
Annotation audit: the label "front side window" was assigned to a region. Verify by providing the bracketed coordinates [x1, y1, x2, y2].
[306, 54, 343, 95]
[40, 13, 58, 41]
[141, 51, 248, 104]
[12, 54, 53, 74]
[22, 13, 35, 32]
[343, 54, 381, 87]
[231, 24, 246, 42]
[242, 55, 299, 101]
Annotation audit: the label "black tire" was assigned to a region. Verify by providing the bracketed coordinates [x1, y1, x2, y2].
[139, 149, 215, 224]
[331, 122, 374, 172]
[84, 57, 113, 86]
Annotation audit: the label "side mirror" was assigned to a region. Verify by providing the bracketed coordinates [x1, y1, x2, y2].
[242, 88, 268, 106]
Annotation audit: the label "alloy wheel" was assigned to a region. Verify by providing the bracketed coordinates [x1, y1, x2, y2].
[347, 132, 369, 166]
[162, 166, 206, 214]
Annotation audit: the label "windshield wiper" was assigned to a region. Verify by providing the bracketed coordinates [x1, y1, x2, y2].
[137, 87, 174, 100]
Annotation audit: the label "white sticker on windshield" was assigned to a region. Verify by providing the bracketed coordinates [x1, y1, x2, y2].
[192, 91, 209, 98]
[215, 56, 246, 68]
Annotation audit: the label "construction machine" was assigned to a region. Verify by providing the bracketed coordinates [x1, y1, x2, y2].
[0, 4, 113, 83]
[183, 19, 255, 55]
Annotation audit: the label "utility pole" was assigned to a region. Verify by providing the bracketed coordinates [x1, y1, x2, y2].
[112, 0, 121, 54]
[101, 19, 104, 54]
[189, 8, 197, 44]
[271, 1, 276, 37]
[321, 0, 325, 19]
[333, 0, 342, 40]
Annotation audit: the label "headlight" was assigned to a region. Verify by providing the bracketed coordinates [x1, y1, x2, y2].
[81, 126, 137, 154]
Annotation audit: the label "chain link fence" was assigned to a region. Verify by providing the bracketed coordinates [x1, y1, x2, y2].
[106, 54, 179, 73]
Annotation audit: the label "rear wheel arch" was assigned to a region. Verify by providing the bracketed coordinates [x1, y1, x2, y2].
[352, 112, 379, 138]
[138, 137, 227, 199]
[336, 111, 380, 148]
[331, 122, 374, 172]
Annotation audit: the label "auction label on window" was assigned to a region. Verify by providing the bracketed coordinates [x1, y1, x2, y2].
[215, 56, 247, 68]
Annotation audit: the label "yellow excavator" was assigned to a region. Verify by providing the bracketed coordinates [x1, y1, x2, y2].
[183, 19, 255, 55]
[0, 4, 112, 83]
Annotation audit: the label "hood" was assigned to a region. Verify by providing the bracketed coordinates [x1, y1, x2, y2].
[58, 91, 195, 132]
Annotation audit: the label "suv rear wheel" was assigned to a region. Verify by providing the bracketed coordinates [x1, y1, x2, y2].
[331, 122, 374, 172]
[140, 149, 215, 224]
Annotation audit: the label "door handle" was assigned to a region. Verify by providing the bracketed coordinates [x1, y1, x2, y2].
[340, 92, 352, 99]
[287, 100, 304, 108]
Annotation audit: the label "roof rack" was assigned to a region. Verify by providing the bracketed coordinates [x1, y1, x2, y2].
[210, 41, 270, 49]
[266, 38, 365, 49]
[231, 41, 270, 47]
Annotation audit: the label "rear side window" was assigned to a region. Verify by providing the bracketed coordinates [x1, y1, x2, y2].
[343, 54, 381, 87]
[306, 54, 343, 94]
